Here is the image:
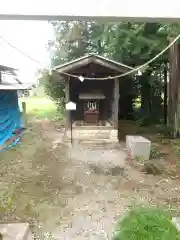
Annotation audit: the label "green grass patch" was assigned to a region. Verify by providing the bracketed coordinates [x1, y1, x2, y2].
[113, 208, 180, 240]
[19, 97, 63, 120]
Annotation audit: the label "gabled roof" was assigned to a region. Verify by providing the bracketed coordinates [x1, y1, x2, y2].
[54, 54, 134, 74]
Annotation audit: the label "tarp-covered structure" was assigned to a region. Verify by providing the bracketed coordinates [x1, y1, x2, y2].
[0, 65, 30, 151]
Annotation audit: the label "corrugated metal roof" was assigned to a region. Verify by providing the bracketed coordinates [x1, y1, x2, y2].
[0, 65, 17, 72]
[0, 83, 31, 90]
[0, 64, 36, 90]
[0, 64, 25, 89]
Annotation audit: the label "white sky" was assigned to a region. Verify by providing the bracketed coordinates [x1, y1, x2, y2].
[0, 0, 179, 84]
[0, 20, 54, 83]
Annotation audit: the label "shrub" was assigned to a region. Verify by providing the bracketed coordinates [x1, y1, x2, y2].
[39, 71, 65, 108]
[113, 208, 180, 240]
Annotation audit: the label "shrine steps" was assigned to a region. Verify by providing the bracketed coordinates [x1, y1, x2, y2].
[64, 127, 118, 144]
[65, 138, 119, 149]
[78, 138, 119, 149]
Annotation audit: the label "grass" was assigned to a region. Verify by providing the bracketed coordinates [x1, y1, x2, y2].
[0, 122, 67, 237]
[19, 96, 63, 120]
[113, 208, 180, 240]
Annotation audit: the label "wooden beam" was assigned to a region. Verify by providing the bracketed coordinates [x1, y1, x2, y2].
[94, 58, 131, 74]
[65, 76, 70, 127]
[56, 57, 91, 73]
[22, 101, 27, 128]
[113, 78, 119, 129]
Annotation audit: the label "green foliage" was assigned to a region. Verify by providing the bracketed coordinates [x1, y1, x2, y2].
[113, 208, 180, 240]
[19, 97, 60, 120]
[34, 232, 54, 240]
[39, 70, 65, 109]
[0, 194, 13, 216]
[44, 75, 65, 105]
[46, 20, 180, 121]
[150, 143, 162, 160]
[134, 155, 144, 163]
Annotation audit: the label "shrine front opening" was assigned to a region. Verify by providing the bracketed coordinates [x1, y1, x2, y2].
[54, 54, 134, 142]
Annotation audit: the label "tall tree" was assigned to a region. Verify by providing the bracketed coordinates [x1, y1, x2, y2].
[46, 20, 180, 125]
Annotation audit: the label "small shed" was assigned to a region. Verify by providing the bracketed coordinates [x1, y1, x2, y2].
[0, 65, 30, 150]
[54, 54, 134, 142]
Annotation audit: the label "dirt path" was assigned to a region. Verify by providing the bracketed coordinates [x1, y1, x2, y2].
[1, 120, 180, 239]
[50, 143, 129, 239]
[51, 144, 180, 239]
[38, 121, 180, 239]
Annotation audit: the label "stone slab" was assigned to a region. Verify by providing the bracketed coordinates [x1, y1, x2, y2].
[126, 135, 151, 161]
[172, 217, 180, 231]
[0, 223, 32, 240]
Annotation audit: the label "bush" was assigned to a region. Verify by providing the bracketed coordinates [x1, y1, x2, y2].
[113, 208, 180, 240]
[39, 71, 65, 107]
[44, 74, 65, 105]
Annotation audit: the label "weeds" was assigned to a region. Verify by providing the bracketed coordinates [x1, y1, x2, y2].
[149, 143, 162, 160]
[34, 232, 54, 240]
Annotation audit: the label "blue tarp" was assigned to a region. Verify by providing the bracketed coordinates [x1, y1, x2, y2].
[0, 90, 21, 150]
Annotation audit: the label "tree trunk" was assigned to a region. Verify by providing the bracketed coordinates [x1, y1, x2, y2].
[140, 72, 152, 116]
[168, 41, 180, 137]
[163, 64, 168, 125]
[97, 39, 102, 54]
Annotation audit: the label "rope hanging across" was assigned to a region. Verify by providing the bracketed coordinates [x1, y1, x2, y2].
[59, 33, 180, 80]
[0, 33, 180, 80]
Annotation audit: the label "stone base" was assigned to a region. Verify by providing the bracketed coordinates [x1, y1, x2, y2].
[172, 217, 180, 231]
[0, 223, 32, 240]
[65, 127, 118, 143]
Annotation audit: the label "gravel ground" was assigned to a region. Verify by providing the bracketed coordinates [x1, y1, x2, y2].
[1, 120, 180, 240]
[51, 143, 129, 240]
[50, 141, 180, 240]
